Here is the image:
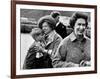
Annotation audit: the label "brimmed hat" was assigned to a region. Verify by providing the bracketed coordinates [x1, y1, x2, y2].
[38, 15, 56, 30]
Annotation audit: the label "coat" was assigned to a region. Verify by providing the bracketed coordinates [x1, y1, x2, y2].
[23, 41, 53, 69]
[44, 31, 62, 60]
[23, 31, 62, 69]
[52, 32, 91, 68]
[55, 22, 67, 39]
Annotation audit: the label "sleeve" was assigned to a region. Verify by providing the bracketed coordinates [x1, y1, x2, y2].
[52, 40, 79, 68]
[23, 43, 36, 69]
[50, 37, 62, 59]
[52, 42, 67, 68]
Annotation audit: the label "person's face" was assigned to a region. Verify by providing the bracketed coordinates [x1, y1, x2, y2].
[74, 18, 86, 36]
[35, 33, 43, 41]
[42, 22, 52, 35]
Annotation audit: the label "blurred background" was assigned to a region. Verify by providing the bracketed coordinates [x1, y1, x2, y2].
[20, 9, 91, 37]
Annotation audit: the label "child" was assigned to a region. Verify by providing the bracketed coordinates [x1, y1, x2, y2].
[23, 28, 52, 69]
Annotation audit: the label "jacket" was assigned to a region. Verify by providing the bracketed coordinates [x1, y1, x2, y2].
[52, 32, 91, 68]
[23, 41, 53, 69]
[55, 22, 67, 39]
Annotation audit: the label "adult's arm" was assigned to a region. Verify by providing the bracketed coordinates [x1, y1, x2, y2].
[52, 40, 79, 68]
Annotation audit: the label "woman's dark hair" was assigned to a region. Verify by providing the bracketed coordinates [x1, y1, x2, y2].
[69, 12, 88, 29]
[50, 11, 60, 18]
[38, 15, 56, 30]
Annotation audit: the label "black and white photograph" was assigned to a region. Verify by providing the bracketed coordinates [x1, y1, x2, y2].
[11, 1, 97, 78]
[21, 9, 91, 69]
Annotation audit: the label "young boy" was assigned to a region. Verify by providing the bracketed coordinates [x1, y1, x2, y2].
[23, 28, 52, 69]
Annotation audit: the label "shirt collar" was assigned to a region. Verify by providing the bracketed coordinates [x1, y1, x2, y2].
[69, 32, 77, 42]
[45, 30, 56, 45]
[69, 32, 86, 42]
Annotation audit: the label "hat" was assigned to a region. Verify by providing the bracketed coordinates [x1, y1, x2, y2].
[38, 15, 56, 30]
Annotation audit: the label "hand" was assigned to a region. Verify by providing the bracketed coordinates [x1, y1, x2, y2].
[34, 45, 47, 53]
[38, 46, 47, 53]
[33, 46, 40, 52]
[84, 61, 91, 66]
[79, 60, 91, 67]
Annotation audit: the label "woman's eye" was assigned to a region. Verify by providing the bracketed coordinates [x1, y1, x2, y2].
[78, 23, 81, 26]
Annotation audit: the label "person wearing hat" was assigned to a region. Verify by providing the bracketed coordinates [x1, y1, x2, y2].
[50, 11, 68, 39]
[35, 15, 62, 66]
[52, 12, 91, 68]
[23, 27, 53, 69]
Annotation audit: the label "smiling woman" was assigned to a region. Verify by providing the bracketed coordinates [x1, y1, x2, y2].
[52, 12, 91, 68]
[38, 15, 62, 60]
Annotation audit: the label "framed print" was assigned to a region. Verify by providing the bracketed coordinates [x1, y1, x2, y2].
[11, 0, 97, 78]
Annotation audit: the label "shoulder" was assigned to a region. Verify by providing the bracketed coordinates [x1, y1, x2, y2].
[59, 35, 70, 46]
[54, 31, 63, 40]
[57, 22, 66, 28]
[29, 41, 36, 49]
[84, 36, 91, 44]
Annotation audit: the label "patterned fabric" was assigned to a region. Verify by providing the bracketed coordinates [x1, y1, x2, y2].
[44, 31, 62, 59]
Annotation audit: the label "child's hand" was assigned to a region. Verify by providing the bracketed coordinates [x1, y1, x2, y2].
[33, 46, 40, 52]
[38, 46, 47, 53]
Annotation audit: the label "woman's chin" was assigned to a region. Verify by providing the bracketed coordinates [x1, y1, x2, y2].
[77, 33, 84, 36]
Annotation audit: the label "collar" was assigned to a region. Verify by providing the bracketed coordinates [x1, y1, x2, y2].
[56, 22, 60, 26]
[69, 32, 77, 42]
[48, 30, 56, 41]
[46, 30, 56, 45]
[69, 32, 86, 42]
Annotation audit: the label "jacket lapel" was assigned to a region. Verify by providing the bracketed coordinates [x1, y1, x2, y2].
[46, 31, 56, 47]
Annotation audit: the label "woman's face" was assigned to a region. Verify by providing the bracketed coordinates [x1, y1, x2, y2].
[74, 18, 86, 36]
[42, 22, 52, 35]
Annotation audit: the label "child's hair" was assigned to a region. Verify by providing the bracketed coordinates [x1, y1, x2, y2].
[30, 28, 42, 41]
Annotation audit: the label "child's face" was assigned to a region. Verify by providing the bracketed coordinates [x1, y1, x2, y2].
[35, 33, 43, 41]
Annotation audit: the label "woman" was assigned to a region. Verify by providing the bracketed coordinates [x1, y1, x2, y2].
[23, 15, 62, 69]
[36, 15, 62, 66]
[52, 12, 91, 68]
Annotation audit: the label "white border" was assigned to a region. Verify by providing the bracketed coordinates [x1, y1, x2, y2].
[16, 4, 95, 75]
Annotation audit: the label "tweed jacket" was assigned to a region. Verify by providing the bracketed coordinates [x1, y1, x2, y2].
[44, 30, 62, 59]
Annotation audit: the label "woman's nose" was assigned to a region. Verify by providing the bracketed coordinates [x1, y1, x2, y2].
[42, 27, 45, 30]
[80, 25, 85, 29]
